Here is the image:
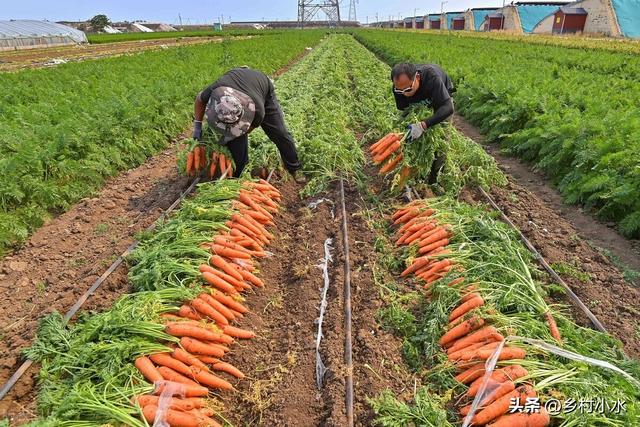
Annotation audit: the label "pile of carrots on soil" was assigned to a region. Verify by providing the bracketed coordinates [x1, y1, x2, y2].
[186, 146, 234, 179]
[391, 200, 551, 427]
[369, 132, 411, 181]
[133, 179, 281, 426]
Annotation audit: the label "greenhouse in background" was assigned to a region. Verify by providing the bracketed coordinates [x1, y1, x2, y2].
[0, 19, 87, 51]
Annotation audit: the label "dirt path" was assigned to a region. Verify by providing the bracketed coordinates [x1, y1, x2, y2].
[0, 36, 228, 72]
[453, 114, 640, 358]
[218, 179, 415, 426]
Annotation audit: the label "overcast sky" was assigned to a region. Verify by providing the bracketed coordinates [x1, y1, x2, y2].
[1, 0, 519, 24]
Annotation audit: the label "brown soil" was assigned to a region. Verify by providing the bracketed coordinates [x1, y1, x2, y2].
[217, 178, 415, 426]
[0, 37, 227, 72]
[453, 114, 640, 358]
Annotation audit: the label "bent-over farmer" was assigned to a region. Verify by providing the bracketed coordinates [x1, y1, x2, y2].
[192, 67, 306, 183]
[391, 63, 455, 184]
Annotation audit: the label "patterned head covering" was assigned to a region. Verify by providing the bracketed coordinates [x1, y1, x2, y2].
[205, 86, 256, 145]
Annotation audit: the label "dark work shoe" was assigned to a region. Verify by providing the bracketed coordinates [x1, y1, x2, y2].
[289, 170, 307, 184]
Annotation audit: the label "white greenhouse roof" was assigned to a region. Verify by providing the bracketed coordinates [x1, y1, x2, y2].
[0, 19, 87, 43]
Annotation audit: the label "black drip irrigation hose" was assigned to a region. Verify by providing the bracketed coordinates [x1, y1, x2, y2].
[339, 179, 355, 427]
[0, 167, 269, 402]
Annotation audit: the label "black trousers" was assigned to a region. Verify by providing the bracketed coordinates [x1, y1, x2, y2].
[226, 90, 301, 176]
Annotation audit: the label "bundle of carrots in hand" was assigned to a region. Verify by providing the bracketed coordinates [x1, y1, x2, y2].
[391, 200, 550, 427]
[133, 179, 281, 427]
[186, 145, 234, 179]
[369, 132, 409, 176]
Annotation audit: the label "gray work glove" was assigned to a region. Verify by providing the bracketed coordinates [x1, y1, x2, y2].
[192, 120, 203, 141]
[406, 122, 426, 142]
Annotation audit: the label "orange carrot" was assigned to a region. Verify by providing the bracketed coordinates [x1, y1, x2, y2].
[165, 323, 228, 343]
[211, 244, 251, 260]
[210, 255, 244, 281]
[380, 153, 404, 174]
[213, 236, 252, 255]
[457, 341, 502, 361]
[475, 346, 527, 361]
[222, 324, 255, 339]
[150, 353, 194, 377]
[186, 152, 195, 176]
[201, 271, 237, 294]
[230, 263, 264, 287]
[135, 394, 204, 411]
[373, 140, 401, 164]
[417, 228, 449, 248]
[190, 367, 234, 391]
[135, 356, 163, 383]
[394, 207, 420, 224]
[218, 154, 226, 178]
[418, 238, 450, 255]
[181, 337, 225, 357]
[212, 362, 245, 379]
[196, 355, 221, 364]
[449, 296, 485, 322]
[158, 366, 200, 387]
[439, 317, 485, 346]
[142, 404, 202, 427]
[468, 365, 529, 397]
[454, 362, 486, 384]
[191, 297, 229, 326]
[448, 342, 487, 361]
[196, 294, 233, 320]
[401, 256, 430, 277]
[211, 290, 248, 314]
[153, 380, 209, 397]
[545, 311, 562, 343]
[446, 326, 501, 352]
[473, 385, 537, 426]
[177, 304, 205, 321]
[172, 348, 207, 369]
[207, 267, 249, 291]
[193, 147, 201, 172]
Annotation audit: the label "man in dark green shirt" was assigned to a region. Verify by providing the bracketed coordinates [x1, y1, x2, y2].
[192, 67, 305, 183]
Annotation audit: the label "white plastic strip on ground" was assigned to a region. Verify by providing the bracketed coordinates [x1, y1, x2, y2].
[462, 336, 640, 427]
[153, 381, 186, 427]
[315, 237, 334, 389]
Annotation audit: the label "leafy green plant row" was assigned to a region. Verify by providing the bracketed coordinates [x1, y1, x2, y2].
[0, 30, 324, 255]
[367, 197, 640, 426]
[355, 30, 640, 238]
[86, 28, 268, 44]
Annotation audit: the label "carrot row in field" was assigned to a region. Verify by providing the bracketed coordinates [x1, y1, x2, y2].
[133, 179, 282, 427]
[391, 200, 549, 426]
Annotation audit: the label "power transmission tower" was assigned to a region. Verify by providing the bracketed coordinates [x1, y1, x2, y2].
[348, 0, 357, 22]
[297, 0, 341, 28]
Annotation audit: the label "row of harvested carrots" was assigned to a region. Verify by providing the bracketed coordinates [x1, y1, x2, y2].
[186, 146, 234, 178]
[392, 200, 550, 427]
[133, 179, 281, 427]
[369, 132, 411, 180]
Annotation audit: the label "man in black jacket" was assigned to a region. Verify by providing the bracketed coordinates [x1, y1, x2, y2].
[391, 63, 455, 184]
[192, 67, 305, 183]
